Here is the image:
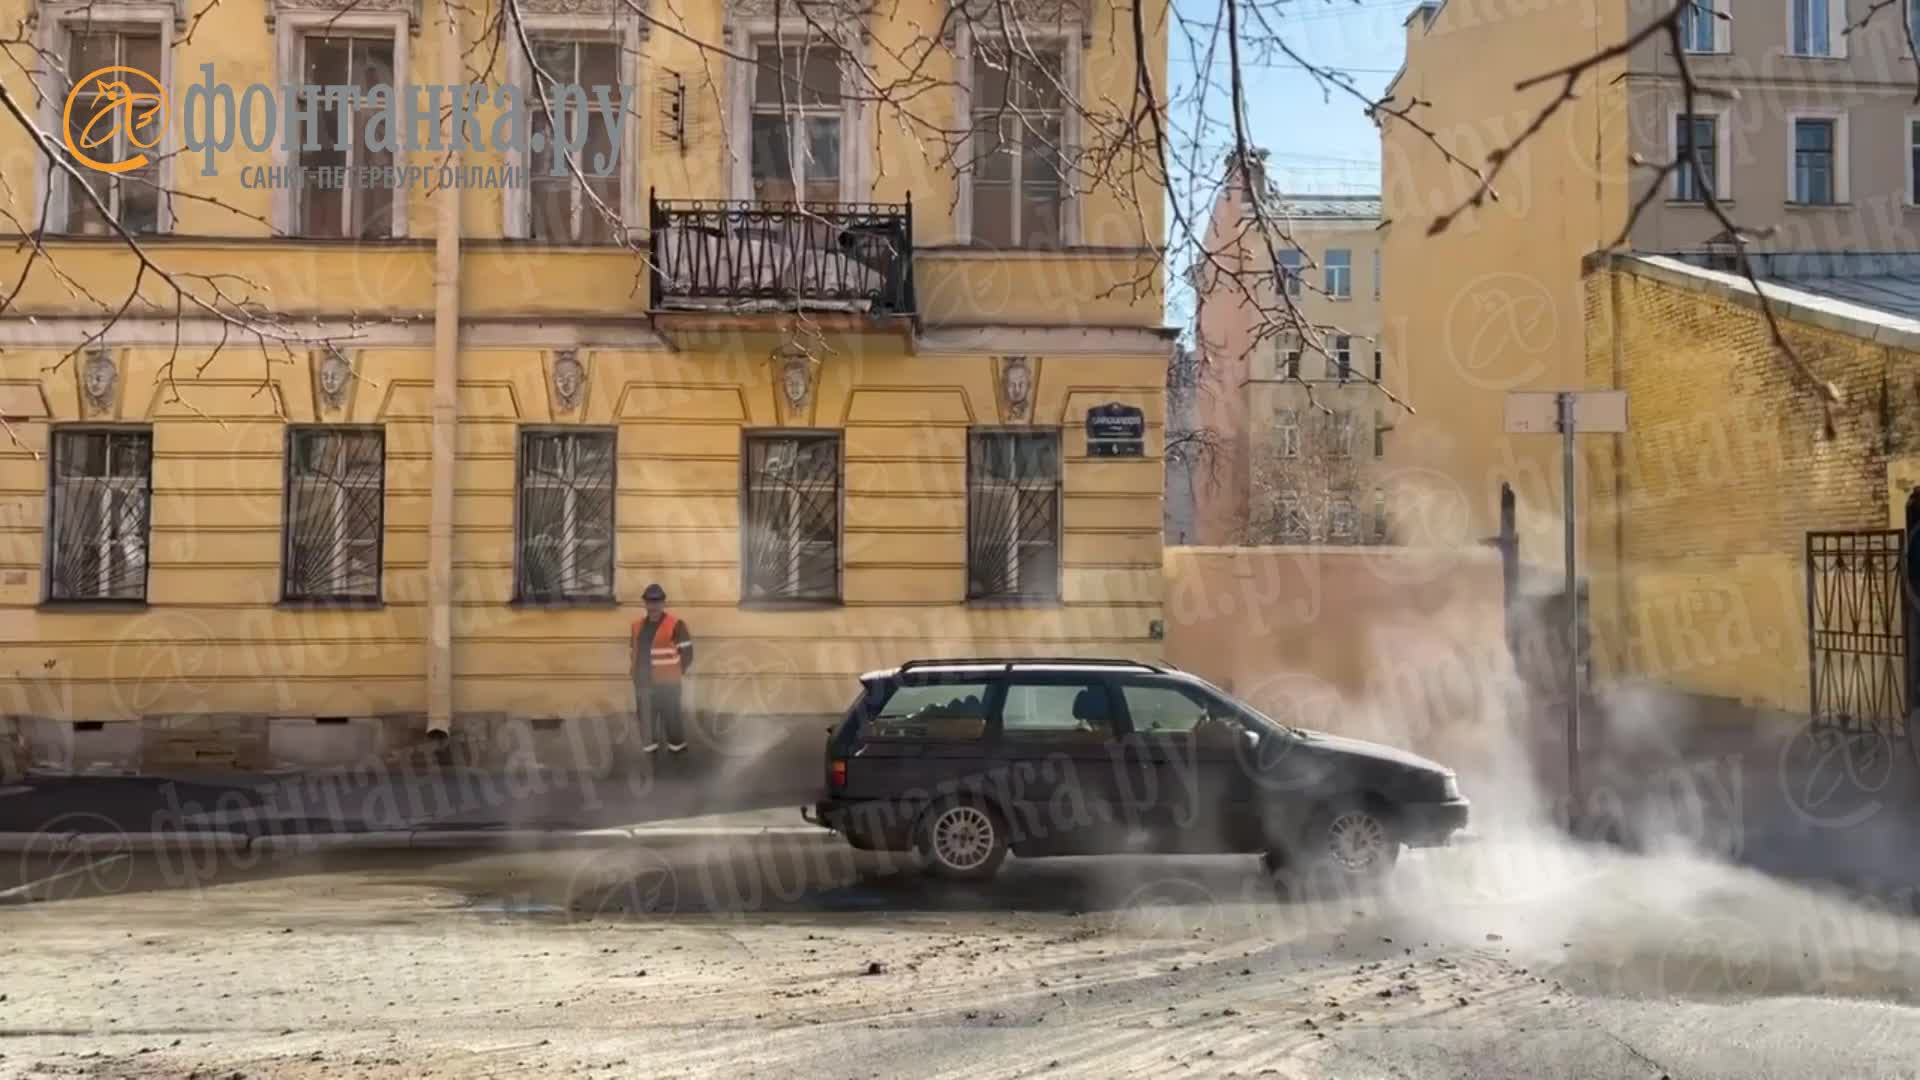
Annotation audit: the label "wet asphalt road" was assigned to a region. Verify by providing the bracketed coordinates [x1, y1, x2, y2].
[6, 832, 1920, 1079]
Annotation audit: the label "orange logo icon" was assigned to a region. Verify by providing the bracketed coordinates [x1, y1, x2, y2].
[63, 66, 167, 174]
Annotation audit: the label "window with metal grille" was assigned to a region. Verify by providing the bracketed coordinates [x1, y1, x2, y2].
[63, 29, 162, 235]
[970, 44, 1064, 248]
[967, 431, 1060, 600]
[1276, 409, 1300, 458]
[47, 428, 151, 602]
[752, 42, 845, 203]
[283, 427, 383, 602]
[528, 38, 623, 244]
[297, 35, 396, 238]
[742, 433, 841, 602]
[515, 429, 615, 603]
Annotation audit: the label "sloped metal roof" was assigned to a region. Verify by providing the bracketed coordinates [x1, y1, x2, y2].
[1668, 251, 1920, 323]
[1268, 193, 1383, 221]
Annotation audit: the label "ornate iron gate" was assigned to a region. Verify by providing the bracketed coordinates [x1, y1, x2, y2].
[1806, 530, 1910, 739]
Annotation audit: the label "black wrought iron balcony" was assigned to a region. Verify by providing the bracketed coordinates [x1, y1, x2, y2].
[648, 193, 915, 317]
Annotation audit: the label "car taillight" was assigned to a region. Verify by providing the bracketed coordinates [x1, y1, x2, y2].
[830, 759, 847, 788]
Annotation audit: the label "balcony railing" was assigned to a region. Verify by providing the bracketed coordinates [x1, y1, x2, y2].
[649, 193, 915, 316]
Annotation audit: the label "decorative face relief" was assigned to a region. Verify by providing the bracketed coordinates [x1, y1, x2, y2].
[782, 355, 812, 410]
[317, 348, 353, 410]
[552, 350, 586, 412]
[1001, 356, 1033, 419]
[82, 349, 118, 414]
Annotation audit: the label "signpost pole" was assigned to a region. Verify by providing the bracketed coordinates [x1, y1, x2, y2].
[1557, 391, 1582, 828]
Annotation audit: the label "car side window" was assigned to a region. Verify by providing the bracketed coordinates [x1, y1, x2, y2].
[1120, 683, 1210, 733]
[868, 681, 991, 739]
[1122, 682, 1248, 744]
[1000, 680, 1115, 739]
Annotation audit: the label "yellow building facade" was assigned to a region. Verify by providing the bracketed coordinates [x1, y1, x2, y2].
[0, 0, 1172, 772]
[1582, 253, 1919, 721]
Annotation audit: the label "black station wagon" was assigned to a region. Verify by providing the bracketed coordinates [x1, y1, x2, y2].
[805, 658, 1470, 886]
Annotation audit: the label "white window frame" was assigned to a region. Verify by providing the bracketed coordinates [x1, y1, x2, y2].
[1787, 0, 1847, 58]
[1275, 248, 1303, 297]
[1786, 110, 1849, 205]
[33, 3, 180, 235]
[271, 10, 410, 237]
[953, 23, 1083, 247]
[1329, 410, 1354, 458]
[727, 17, 870, 202]
[1679, 0, 1730, 54]
[1325, 248, 1351, 298]
[1331, 334, 1352, 381]
[502, 12, 644, 241]
[1276, 409, 1299, 458]
[1665, 106, 1730, 201]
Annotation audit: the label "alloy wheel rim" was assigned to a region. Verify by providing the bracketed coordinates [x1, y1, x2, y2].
[932, 806, 994, 870]
[1327, 811, 1387, 871]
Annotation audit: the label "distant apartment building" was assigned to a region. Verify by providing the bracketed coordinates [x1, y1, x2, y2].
[1380, 0, 1920, 557]
[1190, 163, 1394, 545]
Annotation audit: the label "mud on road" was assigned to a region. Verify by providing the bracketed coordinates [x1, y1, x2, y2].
[6, 833, 1920, 1079]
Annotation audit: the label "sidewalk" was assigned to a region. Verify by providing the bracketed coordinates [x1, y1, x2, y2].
[0, 758, 827, 854]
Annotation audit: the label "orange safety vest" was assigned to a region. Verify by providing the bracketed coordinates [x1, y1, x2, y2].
[631, 612, 684, 683]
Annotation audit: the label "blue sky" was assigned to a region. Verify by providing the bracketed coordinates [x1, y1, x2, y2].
[1163, 0, 1410, 323]
[1168, 0, 1409, 195]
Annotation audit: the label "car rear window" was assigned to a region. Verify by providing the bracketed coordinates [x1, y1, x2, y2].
[866, 681, 991, 740]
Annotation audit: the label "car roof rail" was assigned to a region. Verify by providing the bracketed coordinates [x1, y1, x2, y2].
[894, 656, 1174, 674]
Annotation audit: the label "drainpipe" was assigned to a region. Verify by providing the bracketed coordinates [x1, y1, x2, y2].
[426, 3, 463, 742]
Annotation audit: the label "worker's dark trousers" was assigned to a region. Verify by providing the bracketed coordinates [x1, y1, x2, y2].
[633, 679, 685, 749]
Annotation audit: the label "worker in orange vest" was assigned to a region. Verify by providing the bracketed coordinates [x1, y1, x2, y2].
[630, 583, 694, 753]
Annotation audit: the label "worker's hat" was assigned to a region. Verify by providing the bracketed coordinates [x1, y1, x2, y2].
[642, 583, 667, 601]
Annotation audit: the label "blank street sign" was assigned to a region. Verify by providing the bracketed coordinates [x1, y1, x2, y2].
[1504, 390, 1629, 434]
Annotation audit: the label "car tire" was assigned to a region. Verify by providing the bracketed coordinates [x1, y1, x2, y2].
[1277, 799, 1400, 899]
[915, 797, 1009, 881]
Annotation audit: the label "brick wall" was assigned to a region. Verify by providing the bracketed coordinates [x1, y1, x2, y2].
[1582, 256, 1911, 715]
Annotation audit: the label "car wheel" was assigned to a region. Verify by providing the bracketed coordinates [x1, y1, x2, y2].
[915, 797, 1008, 881]
[1282, 801, 1400, 898]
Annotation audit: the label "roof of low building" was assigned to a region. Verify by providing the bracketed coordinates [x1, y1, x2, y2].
[1589, 251, 1920, 351]
[1267, 193, 1383, 221]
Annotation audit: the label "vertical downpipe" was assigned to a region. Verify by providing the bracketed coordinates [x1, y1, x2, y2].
[427, 3, 463, 740]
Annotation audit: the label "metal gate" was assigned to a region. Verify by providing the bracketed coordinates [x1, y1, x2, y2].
[1807, 530, 1910, 739]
